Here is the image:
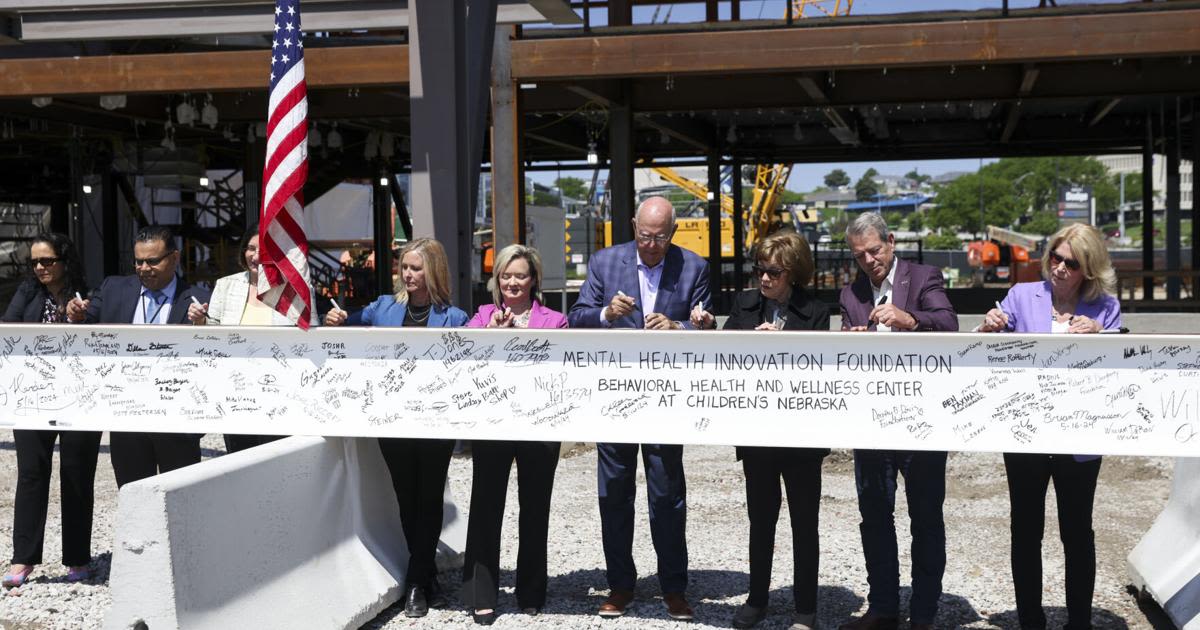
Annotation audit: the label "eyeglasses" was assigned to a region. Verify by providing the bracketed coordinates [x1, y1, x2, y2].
[752, 264, 785, 278]
[133, 254, 172, 267]
[1048, 251, 1081, 271]
[30, 257, 60, 268]
[635, 233, 671, 245]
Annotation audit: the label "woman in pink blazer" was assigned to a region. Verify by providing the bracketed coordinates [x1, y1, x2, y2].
[979, 224, 1120, 630]
[462, 244, 566, 625]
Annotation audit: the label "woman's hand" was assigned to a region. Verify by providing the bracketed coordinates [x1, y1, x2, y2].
[324, 307, 347, 326]
[1068, 315, 1101, 334]
[65, 296, 89, 323]
[487, 307, 514, 328]
[978, 307, 1009, 333]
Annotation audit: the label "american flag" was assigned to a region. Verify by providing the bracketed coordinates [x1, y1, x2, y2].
[257, 0, 312, 329]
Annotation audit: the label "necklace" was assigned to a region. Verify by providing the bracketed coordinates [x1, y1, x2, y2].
[409, 303, 431, 323]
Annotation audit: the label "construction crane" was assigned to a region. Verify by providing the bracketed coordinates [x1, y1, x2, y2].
[648, 164, 795, 257]
[789, 0, 853, 20]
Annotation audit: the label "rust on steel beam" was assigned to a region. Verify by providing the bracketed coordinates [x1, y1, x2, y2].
[511, 9, 1200, 80]
[0, 45, 409, 97]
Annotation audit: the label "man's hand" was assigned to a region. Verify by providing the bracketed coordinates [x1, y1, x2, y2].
[868, 304, 917, 330]
[187, 302, 208, 325]
[604, 293, 636, 322]
[643, 312, 678, 330]
[689, 303, 714, 329]
[754, 321, 781, 331]
[324, 307, 348, 326]
[66, 296, 89, 323]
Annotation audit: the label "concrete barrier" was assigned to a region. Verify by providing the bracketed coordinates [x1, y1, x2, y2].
[104, 436, 466, 630]
[1128, 457, 1200, 630]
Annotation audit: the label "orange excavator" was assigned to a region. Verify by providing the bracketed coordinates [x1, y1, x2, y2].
[966, 225, 1043, 285]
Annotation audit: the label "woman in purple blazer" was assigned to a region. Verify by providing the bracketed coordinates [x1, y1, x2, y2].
[462, 244, 566, 625]
[979, 223, 1120, 630]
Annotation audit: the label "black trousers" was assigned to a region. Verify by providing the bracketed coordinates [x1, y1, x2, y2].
[110, 432, 202, 489]
[741, 447, 826, 614]
[223, 434, 283, 454]
[378, 437, 454, 588]
[11, 430, 102, 566]
[462, 440, 560, 610]
[1004, 453, 1102, 630]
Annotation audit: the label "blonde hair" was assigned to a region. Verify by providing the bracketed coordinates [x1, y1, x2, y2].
[394, 238, 452, 306]
[488, 244, 544, 306]
[1041, 223, 1116, 302]
[755, 230, 815, 288]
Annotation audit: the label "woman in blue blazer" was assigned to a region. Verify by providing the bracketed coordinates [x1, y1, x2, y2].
[979, 224, 1120, 630]
[325, 237, 468, 618]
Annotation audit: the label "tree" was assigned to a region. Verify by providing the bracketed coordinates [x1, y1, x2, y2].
[1023, 211, 1061, 236]
[985, 156, 1118, 215]
[553, 176, 589, 202]
[884, 211, 905, 229]
[924, 232, 962, 250]
[854, 168, 880, 201]
[824, 168, 850, 189]
[904, 169, 932, 186]
[928, 172, 1022, 234]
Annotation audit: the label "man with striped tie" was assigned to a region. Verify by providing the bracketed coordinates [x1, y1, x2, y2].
[66, 225, 210, 487]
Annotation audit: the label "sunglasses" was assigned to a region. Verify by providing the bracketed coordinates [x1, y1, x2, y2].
[30, 257, 61, 268]
[133, 254, 172, 267]
[752, 264, 785, 278]
[1048, 251, 1081, 271]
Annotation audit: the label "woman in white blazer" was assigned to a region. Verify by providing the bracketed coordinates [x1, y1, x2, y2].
[189, 228, 317, 452]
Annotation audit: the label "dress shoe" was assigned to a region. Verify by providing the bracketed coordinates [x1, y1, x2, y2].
[66, 566, 90, 583]
[472, 609, 496, 625]
[909, 624, 933, 630]
[838, 613, 898, 630]
[663, 592, 695, 621]
[521, 607, 541, 616]
[791, 612, 818, 630]
[426, 578, 448, 608]
[598, 589, 635, 617]
[404, 585, 429, 618]
[732, 603, 767, 628]
[2, 565, 33, 589]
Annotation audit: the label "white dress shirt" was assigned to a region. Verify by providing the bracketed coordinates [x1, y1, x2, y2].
[870, 260, 897, 332]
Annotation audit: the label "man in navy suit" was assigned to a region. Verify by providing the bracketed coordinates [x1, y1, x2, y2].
[568, 196, 711, 621]
[836, 213, 957, 630]
[67, 225, 210, 488]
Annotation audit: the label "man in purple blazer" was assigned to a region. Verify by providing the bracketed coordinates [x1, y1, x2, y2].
[568, 196, 711, 622]
[837, 213, 957, 630]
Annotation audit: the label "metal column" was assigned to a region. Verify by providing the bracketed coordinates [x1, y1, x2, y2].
[608, 82, 634, 244]
[408, 0, 497, 308]
[373, 174, 394, 294]
[1143, 114, 1155, 299]
[731, 160, 745, 293]
[706, 152, 722, 309]
[101, 168, 120, 277]
[490, 25, 524, 250]
[1166, 100, 1181, 300]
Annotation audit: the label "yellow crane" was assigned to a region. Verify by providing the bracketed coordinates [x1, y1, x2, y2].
[789, 0, 853, 19]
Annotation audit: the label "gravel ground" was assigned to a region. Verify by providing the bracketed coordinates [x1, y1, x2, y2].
[0, 433, 1174, 630]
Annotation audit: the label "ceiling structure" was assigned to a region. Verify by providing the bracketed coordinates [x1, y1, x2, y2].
[0, 0, 1195, 207]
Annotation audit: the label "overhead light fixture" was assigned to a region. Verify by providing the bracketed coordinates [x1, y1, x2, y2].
[308, 123, 322, 148]
[793, 122, 804, 141]
[81, 184, 93, 194]
[199, 176, 210, 188]
[31, 97, 52, 108]
[201, 94, 219, 129]
[326, 123, 343, 150]
[520, 83, 538, 90]
[176, 99, 198, 126]
[726, 124, 738, 144]
[586, 141, 599, 165]
[379, 176, 390, 187]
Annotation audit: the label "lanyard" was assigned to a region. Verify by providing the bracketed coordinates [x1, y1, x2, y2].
[143, 292, 168, 324]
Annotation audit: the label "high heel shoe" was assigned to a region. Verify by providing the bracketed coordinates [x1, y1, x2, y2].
[472, 609, 497, 625]
[2, 565, 33, 589]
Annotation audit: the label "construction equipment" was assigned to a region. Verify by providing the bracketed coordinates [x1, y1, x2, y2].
[644, 164, 796, 259]
[789, 0, 853, 20]
[966, 225, 1043, 285]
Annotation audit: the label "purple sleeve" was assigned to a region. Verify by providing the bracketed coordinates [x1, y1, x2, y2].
[909, 267, 958, 332]
[467, 306, 490, 329]
[1101, 295, 1122, 331]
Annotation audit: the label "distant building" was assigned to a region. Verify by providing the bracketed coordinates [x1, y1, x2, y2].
[932, 171, 972, 185]
[803, 188, 857, 213]
[1094, 154, 1192, 211]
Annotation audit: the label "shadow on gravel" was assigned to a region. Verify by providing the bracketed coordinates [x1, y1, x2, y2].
[0, 440, 224, 459]
[986, 606, 1134, 629]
